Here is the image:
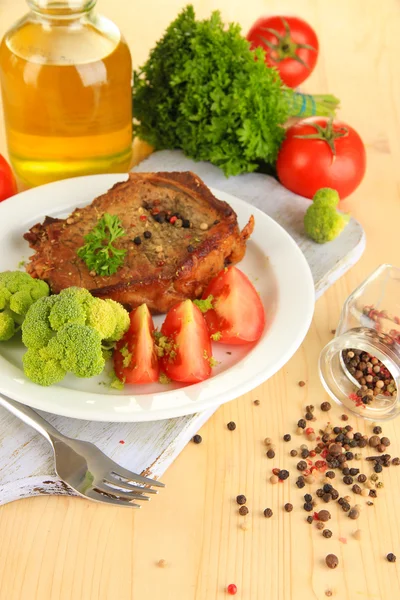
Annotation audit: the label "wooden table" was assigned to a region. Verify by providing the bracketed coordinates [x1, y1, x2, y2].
[0, 1, 399, 598]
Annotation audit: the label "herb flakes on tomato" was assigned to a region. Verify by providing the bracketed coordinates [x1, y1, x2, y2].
[196, 266, 265, 344]
[276, 116, 366, 199]
[247, 16, 319, 88]
[160, 299, 213, 384]
[114, 304, 159, 384]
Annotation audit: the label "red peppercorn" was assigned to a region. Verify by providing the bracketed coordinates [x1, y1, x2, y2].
[309, 450, 316, 457]
[139, 215, 147, 221]
[272, 468, 280, 475]
[305, 427, 314, 435]
[170, 216, 177, 224]
[227, 584, 237, 595]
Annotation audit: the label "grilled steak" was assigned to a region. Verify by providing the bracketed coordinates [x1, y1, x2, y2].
[24, 171, 254, 314]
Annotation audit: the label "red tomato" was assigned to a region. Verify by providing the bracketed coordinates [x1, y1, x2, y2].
[0, 155, 17, 202]
[114, 304, 159, 384]
[246, 16, 319, 88]
[200, 267, 265, 345]
[276, 117, 366, 200]
[160, 300, 212, 384]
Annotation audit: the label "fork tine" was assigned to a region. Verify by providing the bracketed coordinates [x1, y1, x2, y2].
[108, 463, 165, 487]
[85, 488, 141, 508]
[104, 474, 158, 494]
[95, 483, 151, 502]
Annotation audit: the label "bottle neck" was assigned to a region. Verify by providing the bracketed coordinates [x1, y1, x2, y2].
[27, 0, 96, 17]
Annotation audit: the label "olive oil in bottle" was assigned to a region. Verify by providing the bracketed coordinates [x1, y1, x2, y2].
[0, 0, 133, 187]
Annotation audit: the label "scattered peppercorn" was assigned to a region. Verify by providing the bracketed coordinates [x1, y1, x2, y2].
[392, 457, 400, 465]
[157, 559, 167, 568]
[369, 435, 381, 448]
[318, 510, 331, 522]
[133, 236, 142, 245]
[264, 508, 273, 518]
[283, 434, 291, 442]
[352, 484, 362, 495]
[373, 426, 382, 434]
[326, 471, 335, 479]
[325, 554, 339, 569]
[305, 412, 313, 421]
[227, 583, 238, 595]
[182, 219, 190, 228]
[278, 470, 289, 481]
[284, 503, 293, 513]
[349, 468, 360, 476]
[266, 449, 275, 459]
[192, 434, 202, 444]
[239, 506, 249, 516]
[381, 437, 391, 447]
[301, 449, 310, 459]
[236, 495, 246, 505]
[290, 449, 298, 457]
[387, 553, 397, 563]
[374, 463, 383, 473]
[323, 529, 333, 538]
[343, 476, 353, 485]
[297, 419, 307, 428]
[304, 494, 312, 503]
[341, 414, 349, 421]
[270, 475, 279, 484]
[304, 502, 313, 512]
[297, 460, 308, 471]
[227, 421, 236, 431]
[296, 479, 306, 489]
[316, 522, 325, 530]
[143, 230, 152, 239]
[321, 402, 331, 411]
[341, 502, 351, 512]
[323, 484, 333, 493]
[307, 516, 314, 524]
[357, 474, 367, 483]
[253, 399, 260, 406]
[369, 490, 377, 498]
[298, 381, 306, 387]
[349, 507, 360, 520]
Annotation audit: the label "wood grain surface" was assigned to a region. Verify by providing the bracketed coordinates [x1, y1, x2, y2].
[0, 1, 399, 599]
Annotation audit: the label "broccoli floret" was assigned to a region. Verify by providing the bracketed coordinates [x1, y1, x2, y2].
[304, 188, 350, 244]
[0, 271, 50, 341]
[21, 286, 129, 386]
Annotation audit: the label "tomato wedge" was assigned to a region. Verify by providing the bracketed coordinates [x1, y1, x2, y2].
[198, 267, 265, 345]
[159, 300, 212, 384]
[114, 304, 159, 384]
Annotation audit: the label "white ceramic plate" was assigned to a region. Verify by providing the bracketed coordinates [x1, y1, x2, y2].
[0, 174, 314, 422]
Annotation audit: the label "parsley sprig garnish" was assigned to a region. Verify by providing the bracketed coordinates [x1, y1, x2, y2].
[77, 213, 127, 276]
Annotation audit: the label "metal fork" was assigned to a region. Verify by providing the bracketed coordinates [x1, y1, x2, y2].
[0, 394, 164, 507]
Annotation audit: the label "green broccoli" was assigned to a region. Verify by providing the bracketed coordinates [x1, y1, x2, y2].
[304, 188, 350, 244]
[21, 287, 130, 386]
[0, 271, 49, 341]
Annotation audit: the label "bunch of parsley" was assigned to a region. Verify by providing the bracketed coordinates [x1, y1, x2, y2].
[133, 5, 290, 177]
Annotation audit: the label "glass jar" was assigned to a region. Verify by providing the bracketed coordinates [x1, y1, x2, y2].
[0, 0, 133, 187]
[319, 264, 400, 420]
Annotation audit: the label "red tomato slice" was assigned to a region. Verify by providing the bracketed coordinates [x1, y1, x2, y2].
[0, 154, 17, 202]
[160, 300, 212, 384]
[114, 304, 159, 384]
[199, 267, 265, 345]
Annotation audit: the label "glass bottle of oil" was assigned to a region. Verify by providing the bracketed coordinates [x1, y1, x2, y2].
[0, 0, 133, 187]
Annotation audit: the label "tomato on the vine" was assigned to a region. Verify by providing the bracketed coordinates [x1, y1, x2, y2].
[276, 117, 366, 200]
[246, 16, 319, 88]
[0, 154, 17, 202]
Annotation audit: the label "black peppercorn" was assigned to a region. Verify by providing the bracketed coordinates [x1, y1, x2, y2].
[264, 508, 273, 518]
[236, 495, 246, 505]
[305, 412, 313, 421]
[323, 484, 333, 493]
[304, 502, 313, 512]
[297, 419, 307, 428]
[349, 507, 360, 520]
[307, 516, 313, 524]
[239, 506, 249, 516]
[392, 457, 400, 466]
[323, 529, 333, 538]
[326, 471, 335, 479]
[297, 461, 308, 471]
[352, 484, 362, 495]
[381, 437, 391, 447]
[154, 212, 166, 223]
[341, 414, 349, 421]
[333, 427, 341, 434]
[182, 219, 191, 228]
[284, 503, 293, 512]
[290, 449, 298, 457]
[301, 449, 310, 459]
[335, 433, 345, 443]
[278, 470, 289, 481]
[143, 230, 152, 239]
[187, 244, 195, 253]
[283, 434, 291, 442]
[325, 554, 339, 569]
[316, 488, 324, 498]
[374, 463, 383, 473]
[357, 474, 367, 483]
[133, 236, 142, 245]
[343, 475, 353, 485]
[296, 479, 306, 489]
[341, 502, 351, 512]
[349, 468, 360, 476]
[330, 489, 339, 501]
[304, 494, 312, 502]
[192, 434, 202, 444]
[322, 493, 332, 503]
[266, 448, 275, 459]
[227, 421, 236, 431]
[349, 439, 358, 448]
[321, 402, 331, 411]
[342, 468, 350, 476]
[345, 452, 354, 461]
[369, 489, 377, 498]
[338, 497, 344, 505]
[358, 439, 367, 448]
[387, 553, 397, 563]
[373, 426, 382, 434]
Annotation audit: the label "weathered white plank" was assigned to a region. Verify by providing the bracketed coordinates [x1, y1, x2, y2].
[0, 151, 365, 505]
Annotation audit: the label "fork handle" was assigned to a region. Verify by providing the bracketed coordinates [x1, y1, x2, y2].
[0, 394, 65, 443]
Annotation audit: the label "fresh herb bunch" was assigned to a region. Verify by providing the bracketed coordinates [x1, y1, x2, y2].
[133, 6, 338, 177]
[77, 213, 126, 276]
[133, 5, 289, 177]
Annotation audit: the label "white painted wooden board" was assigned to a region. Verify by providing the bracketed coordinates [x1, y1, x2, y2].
[0, 151, 365, 506]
